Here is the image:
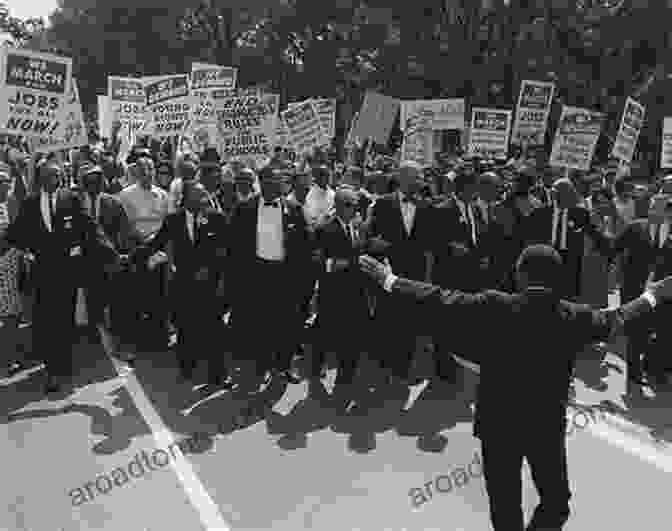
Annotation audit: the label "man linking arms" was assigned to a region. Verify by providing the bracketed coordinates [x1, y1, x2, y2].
[359, 244, 672, 531]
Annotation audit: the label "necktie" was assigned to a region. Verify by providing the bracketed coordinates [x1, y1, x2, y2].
[91, 195, 98, 220]
[559, 209, 568, 250]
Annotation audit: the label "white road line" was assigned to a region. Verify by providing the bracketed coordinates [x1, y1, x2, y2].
[584, 413, 672, 474]
[99, 327, 231, 531]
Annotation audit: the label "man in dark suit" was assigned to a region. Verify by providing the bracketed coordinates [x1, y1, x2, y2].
[525, 177, 612, 301]
[611, 195, 665, 391]
[135, 181, 229, 383]
[615, 193, 672, 388]
[78, 165, 132, 343]
[229, 166, 313, 389]
[6, 161, 117, 393]
[310, 186, 371, 413]
[433, 169, 490, 292]
[360, 244, 672, 531]
[365, 160, 434, 387]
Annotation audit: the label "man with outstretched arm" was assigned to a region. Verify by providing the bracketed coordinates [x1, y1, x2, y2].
[359, 244, 672, 531]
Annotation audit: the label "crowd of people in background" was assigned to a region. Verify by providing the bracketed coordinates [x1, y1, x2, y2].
[0, 134, 671, 407]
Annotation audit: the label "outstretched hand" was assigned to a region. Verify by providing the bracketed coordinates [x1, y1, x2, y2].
[359, 255, 392, 286]
[648, 275, 672, 303]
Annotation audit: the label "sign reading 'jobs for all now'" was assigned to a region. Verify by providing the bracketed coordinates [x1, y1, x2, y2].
[0, 48, 72, 138]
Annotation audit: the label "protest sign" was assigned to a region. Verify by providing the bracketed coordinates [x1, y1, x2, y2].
[143, 74, 193, 138]
[98, 94, 111, 139]
[347, 91, 399, 146]
[281, 100, 325, 155]
[401, 110, 434, 166]
[189, 63, 237, 140]
[0, 48, 72, 138]
[511, 80, 554, 146]
[611, 97, 645, 163]
[661, 118, 672, 169]
[290, 98, 336, 143]
[468, 108, 512, 159]
[108, 76, 145, 137]
[30, 78, 87, 153]
[213, 90, 279, 164]
[399, 99, 465, 131]
[190, 62, 237, 91]
[549, 106, 604, 171]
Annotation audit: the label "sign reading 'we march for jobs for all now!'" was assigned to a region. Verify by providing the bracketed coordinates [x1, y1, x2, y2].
[30, 78, 87, 153]
[0, 48, 72, 139]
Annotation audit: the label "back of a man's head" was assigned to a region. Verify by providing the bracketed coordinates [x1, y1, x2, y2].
[516, 244, 563, 292]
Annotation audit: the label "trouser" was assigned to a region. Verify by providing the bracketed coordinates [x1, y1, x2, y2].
[124, 263, 169, 348]
[232, 259, 298, 377]
[0, 316, 20, 370]
[480, 425, 571, 531]
[651, 301, 672, 375]
[33, 281, 77, 380]
[174, 276, 225, 378]
[371, 288, 420, 380]
[311, 307, 368, 389]
[84, 274, 110, 329]
[622, 287, 650, 381]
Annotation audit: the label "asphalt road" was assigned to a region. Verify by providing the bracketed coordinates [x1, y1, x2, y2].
[2, 307, 672, 531]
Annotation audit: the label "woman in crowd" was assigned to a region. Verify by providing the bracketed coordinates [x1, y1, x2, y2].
[0, 162, 24, 377]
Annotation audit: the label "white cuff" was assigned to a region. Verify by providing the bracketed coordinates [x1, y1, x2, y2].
[383, 273, 398, 292]
[326, 258, 333, 273]
[642, 291, 657, 308]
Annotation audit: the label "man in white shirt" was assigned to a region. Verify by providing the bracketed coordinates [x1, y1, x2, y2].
[303, 165, 335, 228]
[118, 154, 171, 349]
[118, 155, 169, 245]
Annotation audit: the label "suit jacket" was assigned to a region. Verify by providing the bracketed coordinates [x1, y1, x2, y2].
[612, 219, 661, 300]
[315, 217, 369, 327]
[135, 208, 227, 283]
[81, 192, 132, 252]
[387, 278, 653, 440]
[525, 205, 611, 297]
[367, 193, 432, 281]
[6, 189, 116, 288]
[228, 195, 312, 269]
[432, 197, 491, 290]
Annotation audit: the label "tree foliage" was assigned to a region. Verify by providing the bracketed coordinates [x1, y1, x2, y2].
[2, 0, 671, 158]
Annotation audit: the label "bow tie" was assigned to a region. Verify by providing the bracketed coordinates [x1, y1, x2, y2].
[400, 196, 412, 204]
[264, 200, 280, 208]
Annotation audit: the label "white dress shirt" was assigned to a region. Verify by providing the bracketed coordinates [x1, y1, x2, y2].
[455, 198, 477, 246]
[650, 221, 670, 249]
[398, 191, 416, 235]
[304, 185, 335, 226]
[551, 207, 569, 250]
[40, 190, 57, 232]
[185, 209, 195, 242]
[207, 191, 223, 213]
[82, 193, 102, 222]
[118, 184, 169, 241]
[257, 198, 285, 261]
